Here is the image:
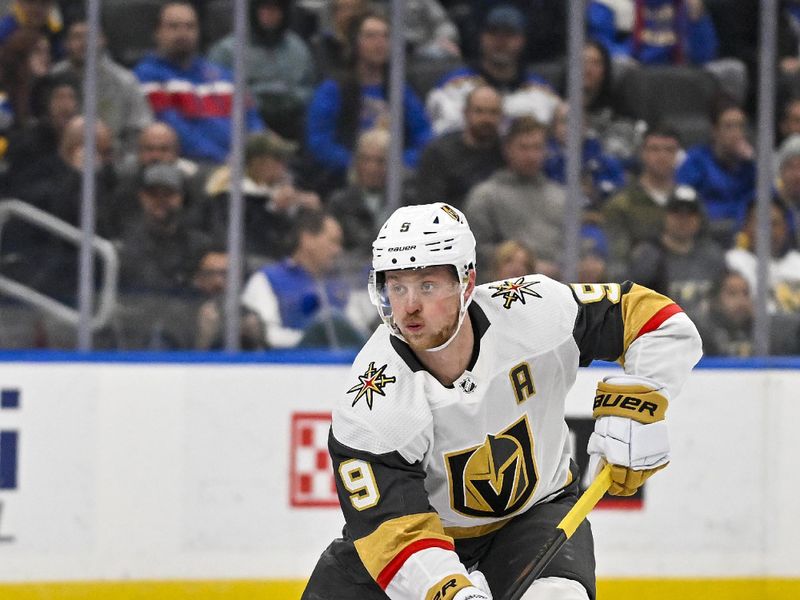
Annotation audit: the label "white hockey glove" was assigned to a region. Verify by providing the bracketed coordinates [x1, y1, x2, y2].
[587, 376, 670, 496]
[452, 570, 492, 600]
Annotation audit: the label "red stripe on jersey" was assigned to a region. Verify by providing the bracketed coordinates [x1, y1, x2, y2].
[146, 88, 233, 118]
[635, 303, 683, 339]
[376, 538, 455, 589]
[146, 89, 173, 112]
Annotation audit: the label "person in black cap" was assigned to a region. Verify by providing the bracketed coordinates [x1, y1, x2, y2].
[426, 3, 561, 135]
[119, 161, 210, 294]
[457, 1, 567, 63]
[629, 184, 726, 323]
[115, 160, 214, 348]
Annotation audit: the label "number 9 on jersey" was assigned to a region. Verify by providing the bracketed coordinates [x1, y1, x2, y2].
[338, 459, 381, 510]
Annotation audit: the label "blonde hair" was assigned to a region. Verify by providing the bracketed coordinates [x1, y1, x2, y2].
[348, 127, 390, 185]
[491, 240, 537, 280]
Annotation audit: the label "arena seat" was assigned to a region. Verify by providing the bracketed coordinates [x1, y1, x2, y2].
[101, 0, 166, 68]
[528, 59, 565, 95]
[202, 0, 234, 50]
[407, 56, 465, 98]
[615, 65, 721, 147]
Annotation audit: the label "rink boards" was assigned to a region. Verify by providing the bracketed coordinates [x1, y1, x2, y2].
[0, 352, 798, 599]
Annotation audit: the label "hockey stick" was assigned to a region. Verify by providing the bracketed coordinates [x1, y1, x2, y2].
[502, 463, 613, 600]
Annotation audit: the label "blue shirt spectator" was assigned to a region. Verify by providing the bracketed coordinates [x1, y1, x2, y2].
[676, 145, 755, 225]
[248, 258, 350, 334]
[588, 0, 718, 65]
[544, 102, 625, 205]
[676, 102, 755, 242]
[306, 79, 431, 173]
[134, 2, 264, 163]
[304, 11, 432, 188]
[544, 135, 625, 204]
[241, 210, 367, 348]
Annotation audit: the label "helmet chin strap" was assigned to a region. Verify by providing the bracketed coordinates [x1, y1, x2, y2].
[425, 283, 473, 353]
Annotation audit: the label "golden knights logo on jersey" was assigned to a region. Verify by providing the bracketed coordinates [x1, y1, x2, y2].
[445, 415, 538, 517]
[489, 278, 542, 309]
[347, 362, 396, 410]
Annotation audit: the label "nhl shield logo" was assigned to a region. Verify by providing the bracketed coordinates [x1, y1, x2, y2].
[458, 376, 477, 394]
[445, 415, 538, 518]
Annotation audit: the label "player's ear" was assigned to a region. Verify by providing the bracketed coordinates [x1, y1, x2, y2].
[465, 268, 477, 299]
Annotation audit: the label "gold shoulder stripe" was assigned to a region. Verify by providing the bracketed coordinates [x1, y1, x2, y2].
[621, 284, 676, 355]
[425, 574, 473, 600]
[354, 513, 454, 584]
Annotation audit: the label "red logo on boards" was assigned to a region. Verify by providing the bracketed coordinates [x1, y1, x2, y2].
[289, 412, 338, 508]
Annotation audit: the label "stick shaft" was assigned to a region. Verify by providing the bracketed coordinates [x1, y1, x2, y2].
[502, 464, 613, 600]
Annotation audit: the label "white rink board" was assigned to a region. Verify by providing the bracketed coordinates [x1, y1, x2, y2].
[0, 361, 797, 582]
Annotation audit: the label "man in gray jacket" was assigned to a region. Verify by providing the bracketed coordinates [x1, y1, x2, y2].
[51, 18, 153, 162]
[465, 116, 566, 281]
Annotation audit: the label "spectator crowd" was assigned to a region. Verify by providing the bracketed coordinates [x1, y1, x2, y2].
[0, 0, 798, 357]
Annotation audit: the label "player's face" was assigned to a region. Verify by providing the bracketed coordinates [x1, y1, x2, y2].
[384, 266, 462, 351]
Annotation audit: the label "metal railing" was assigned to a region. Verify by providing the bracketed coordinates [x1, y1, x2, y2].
[0, 199, 119, 330]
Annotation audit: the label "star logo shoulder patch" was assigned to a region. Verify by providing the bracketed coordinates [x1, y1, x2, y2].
[489, 278, 542, 309]
[346, 361, 397, 410]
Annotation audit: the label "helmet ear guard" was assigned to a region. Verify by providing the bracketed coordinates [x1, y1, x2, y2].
[367, 269, 395, 334]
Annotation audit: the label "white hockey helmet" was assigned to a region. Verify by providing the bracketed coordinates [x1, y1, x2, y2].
[368, 203, 476, 350]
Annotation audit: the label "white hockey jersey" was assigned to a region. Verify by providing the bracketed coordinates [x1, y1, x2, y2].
[329, 275, 702, 596]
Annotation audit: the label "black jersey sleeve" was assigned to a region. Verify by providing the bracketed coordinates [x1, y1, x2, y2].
[571, 281, 683, 367]
[328, 429, 455, 589]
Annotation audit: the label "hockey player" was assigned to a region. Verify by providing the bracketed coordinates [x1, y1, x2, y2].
[302, 203, 702, 600]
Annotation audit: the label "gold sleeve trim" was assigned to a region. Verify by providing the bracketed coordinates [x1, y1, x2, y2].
[620, 284, 675, 354]
[354, 513, 453, 581]
[425, 574, 473, 600]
